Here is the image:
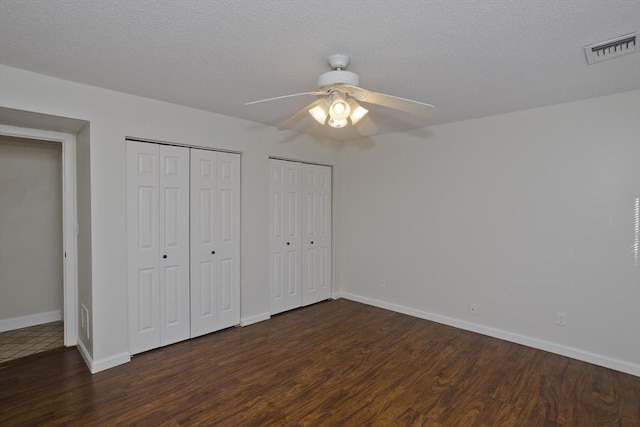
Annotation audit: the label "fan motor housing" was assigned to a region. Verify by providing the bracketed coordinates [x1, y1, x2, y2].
[318, 70, 359, 89]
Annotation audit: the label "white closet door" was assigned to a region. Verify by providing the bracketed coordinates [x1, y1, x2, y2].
[269, 159, 302, 315]
[158, 145, 190, 346]
[190, 149, 217, 338]
[127, 141, 161, 354]
[302, 164, 332, 306]
[127, 141, 190, 355]
[215, 152, 241, 328]
[190, 149, 240, 337]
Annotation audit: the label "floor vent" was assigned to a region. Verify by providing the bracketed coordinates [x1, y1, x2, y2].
[584, 33, 637, 64]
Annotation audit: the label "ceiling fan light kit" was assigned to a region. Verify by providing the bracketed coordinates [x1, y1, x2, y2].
[308, 96, 369, 128]
[308, 102, 329, 125]
[328, 118, 348, 128]
[328, 92, 351, 120]
[348, 100, 368, 125]
[246, 54, 436, 135]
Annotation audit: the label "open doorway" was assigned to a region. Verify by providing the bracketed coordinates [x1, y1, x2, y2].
[0, 125, 77, 364]
[0, 135, 64, 363]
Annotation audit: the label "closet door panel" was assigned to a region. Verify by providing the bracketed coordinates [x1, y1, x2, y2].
[269, 159, 302, 314]
[270, 161, 286, 314]
[191, 149, 240, 337]
[190, 149, 218, 337]
[158, 145, 190, 346]
[215, 152, 240, 328]
[126, 141, 160, 355]
[316, 166, 332, 300]
[302, 164, 332, 306]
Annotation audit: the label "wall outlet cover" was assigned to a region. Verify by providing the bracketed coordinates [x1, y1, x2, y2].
[556, 312, 567, 326]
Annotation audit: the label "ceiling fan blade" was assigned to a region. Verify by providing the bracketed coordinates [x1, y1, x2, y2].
[363, 92, 436, 118]
[354, 115, 378, 137]
[245, 91, 325, 105]
[277, 98, 326, 130]
[333, 84, 436, 118]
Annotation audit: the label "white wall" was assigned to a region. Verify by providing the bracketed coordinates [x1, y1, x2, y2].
[0, 136, 63, 323]
[339, 90, 640, 375]
[2, 63, 637, 375]
[0, 65, 342, 370]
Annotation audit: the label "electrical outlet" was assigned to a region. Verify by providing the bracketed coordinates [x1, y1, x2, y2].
[469, 303, 478, 314]
[556, 312, 567, 326]
[379, 279, 387, 289]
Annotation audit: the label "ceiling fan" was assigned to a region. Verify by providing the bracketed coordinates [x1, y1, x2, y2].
[246, 54, 436, 136]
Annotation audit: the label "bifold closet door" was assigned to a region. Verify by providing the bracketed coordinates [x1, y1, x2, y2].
[190, 149, 240, 337]
[269, 159, 303, 315]
[127, 141, 190, 355]
[302, 164, 332, 306]
[270, 159, 332, 315]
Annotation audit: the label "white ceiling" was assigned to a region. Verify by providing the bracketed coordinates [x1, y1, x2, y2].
[0, 0, 638, 140]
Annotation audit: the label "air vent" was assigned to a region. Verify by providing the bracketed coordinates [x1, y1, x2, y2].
[584, 33, 637, 64]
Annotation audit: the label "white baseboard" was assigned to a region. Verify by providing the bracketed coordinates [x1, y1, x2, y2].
[341, 292, 640, 377]
[240, 312, 271, 327]
[76, 339, 93, 372]
[0, 310, 62, 332]
[77, 339, 130, 374]
[92, 352, 130, 374]
[331, 291, 343, 300]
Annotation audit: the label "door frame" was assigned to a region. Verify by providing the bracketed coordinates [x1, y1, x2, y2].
[0, 124, 78, 346]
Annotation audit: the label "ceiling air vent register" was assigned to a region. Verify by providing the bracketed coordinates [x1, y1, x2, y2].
[584, 33, 637, 64]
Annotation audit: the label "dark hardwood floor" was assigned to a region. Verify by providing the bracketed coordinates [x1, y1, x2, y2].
[1, 299, 638, 426]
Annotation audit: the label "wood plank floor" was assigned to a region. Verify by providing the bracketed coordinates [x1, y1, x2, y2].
[1, 299, 638, 426]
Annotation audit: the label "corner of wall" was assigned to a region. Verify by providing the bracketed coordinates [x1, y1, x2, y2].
[240, 312, 271, 326]
[75, 122, 93, 357]
[77, 338, 130, 374]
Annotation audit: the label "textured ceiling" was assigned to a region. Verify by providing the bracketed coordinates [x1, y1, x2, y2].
[0, 0, 638, 140]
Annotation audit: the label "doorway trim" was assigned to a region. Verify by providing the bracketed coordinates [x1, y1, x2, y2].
[0, 124, 78, 346]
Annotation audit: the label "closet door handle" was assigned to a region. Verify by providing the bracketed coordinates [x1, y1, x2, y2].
[286, 242, 290, 246]
[311, 241, 314, 244]
[211, 251, 215, 255]
[163, 255, 167, 259]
